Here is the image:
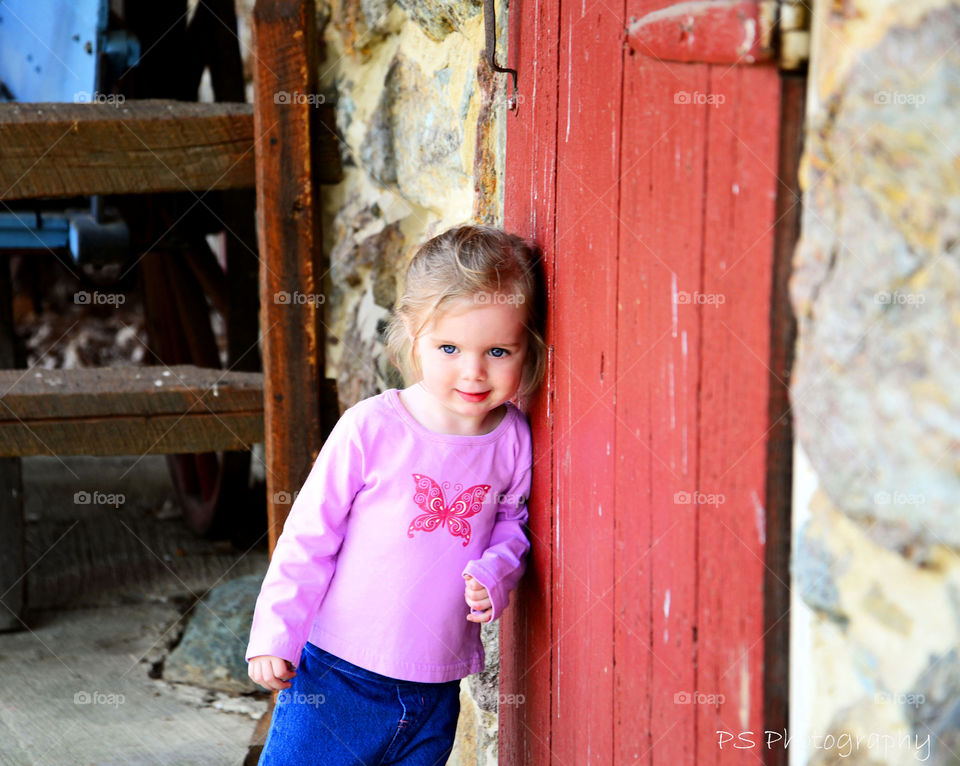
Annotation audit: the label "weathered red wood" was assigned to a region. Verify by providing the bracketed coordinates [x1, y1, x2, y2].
[627, 0, 774, 65]
[500, 0, 560, 760]
[696, 62, 780, 766]
[550, 1, 623, 762]
[252, 0, 333, 551]
[625, 51, 708, 766]
[503, 0, 786, 762]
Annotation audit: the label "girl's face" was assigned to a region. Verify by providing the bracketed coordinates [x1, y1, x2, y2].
[408, 293, 529, 432]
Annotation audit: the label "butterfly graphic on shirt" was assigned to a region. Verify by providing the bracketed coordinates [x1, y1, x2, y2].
[407, 474, 491, 547]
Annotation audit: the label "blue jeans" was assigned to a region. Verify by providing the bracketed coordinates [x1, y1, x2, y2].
[258, 642, 461, 766]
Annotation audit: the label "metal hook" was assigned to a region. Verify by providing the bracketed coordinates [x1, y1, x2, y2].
[483, 0, 518, 110]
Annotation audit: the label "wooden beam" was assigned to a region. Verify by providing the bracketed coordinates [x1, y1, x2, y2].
[253, 0, 337, 552]
[0, 365, 263, 456]
[0, 254, 24, 631]
[0, 100, 341, 200]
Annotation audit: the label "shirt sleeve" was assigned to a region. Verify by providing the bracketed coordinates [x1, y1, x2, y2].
[461, 416, 533, 621]
[245, 408, 365, 667]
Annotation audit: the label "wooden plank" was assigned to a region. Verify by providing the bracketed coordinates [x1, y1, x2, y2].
[0, 101, 254, 199]
[696, 61, 779, 766]
[628, 47, 708, 766]
[0, 365, 263, 456]
[501, 0, 561, 761]
[0, 412, 263, 457]
[627, 0, 775, 65]
[550, 1, 623, 762]
[0, 101, 341, 200]
[252, 0, 333, 551]
[0, 366, 263, 419]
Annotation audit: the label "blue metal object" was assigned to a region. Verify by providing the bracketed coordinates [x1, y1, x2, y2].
[0, 0, 105, 102]
[0, 0, 138, 259]
[0, 211, 69, 249]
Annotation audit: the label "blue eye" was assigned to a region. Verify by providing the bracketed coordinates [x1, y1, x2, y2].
[440, 344, 457, 354]
[489, 348, 509, 358]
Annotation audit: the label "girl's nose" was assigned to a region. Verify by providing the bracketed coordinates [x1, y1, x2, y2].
[461, 355, 486, 380]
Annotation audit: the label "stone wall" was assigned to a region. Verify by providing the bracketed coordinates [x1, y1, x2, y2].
[789, 1, 960, 764]
[230, 0, 510, 761]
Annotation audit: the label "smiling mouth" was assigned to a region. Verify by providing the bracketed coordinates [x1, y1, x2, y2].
[456, 389, 490, 402]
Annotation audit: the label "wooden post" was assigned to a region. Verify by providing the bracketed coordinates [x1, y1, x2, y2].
[0, 255, 23, 631]
[251, 0, 329, 549]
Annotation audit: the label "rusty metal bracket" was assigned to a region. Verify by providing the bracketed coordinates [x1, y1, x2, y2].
[483, 0, 518, 110]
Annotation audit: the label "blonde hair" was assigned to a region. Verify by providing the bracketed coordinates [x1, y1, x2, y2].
[385, 224, 547, 399]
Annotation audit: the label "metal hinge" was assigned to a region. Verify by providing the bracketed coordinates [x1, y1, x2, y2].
[627, 0, 810, 71]
[768, 0, 810, 71]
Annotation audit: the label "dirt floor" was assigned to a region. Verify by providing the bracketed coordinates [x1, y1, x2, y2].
[0, 454, 271, 766]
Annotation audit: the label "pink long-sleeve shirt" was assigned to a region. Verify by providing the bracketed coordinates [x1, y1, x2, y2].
[245, 388, 532, 683]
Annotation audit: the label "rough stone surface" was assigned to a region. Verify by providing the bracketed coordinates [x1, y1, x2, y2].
[909, 649, 960, 765]
[469, 621, 500, 713]
[361, 52, 470, 209]
[163, 574, 265, 694]
[394, 0, 482, 41]
[789, 3, 960, 550]
[794, 520, 847, 622]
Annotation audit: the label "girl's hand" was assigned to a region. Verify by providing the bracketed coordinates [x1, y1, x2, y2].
[248, 655, 297, 691]
[464, 574, 493, 623]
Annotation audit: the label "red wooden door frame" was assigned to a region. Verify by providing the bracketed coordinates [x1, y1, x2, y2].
[501, 1, 800, 763]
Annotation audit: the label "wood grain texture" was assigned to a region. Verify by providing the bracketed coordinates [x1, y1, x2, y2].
[503, 0, 790, 761]
[0, 101, 254, 199]
[0, 100, 340, 200]
[551, 1, 623, 761]
[252, 0, 335, 551]
[500, 0, 561, 760]
[0, 365, 263, 456]
[696, 60, 780, 766]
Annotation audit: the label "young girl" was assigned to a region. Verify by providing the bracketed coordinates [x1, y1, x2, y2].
[246, 224, 547, 765]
